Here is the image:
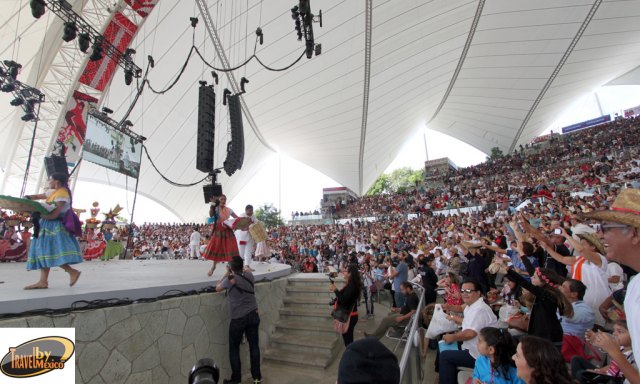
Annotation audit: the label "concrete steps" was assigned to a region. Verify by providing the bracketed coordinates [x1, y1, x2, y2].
[262, 349, 333, 369]
[264, 274, 342, 370]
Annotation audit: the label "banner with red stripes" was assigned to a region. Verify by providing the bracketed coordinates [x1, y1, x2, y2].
[125, 0, 159, 18]
[55, 90, 99, 167]
[78, 12, 137, 92]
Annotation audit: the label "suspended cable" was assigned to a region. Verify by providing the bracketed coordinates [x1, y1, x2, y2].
[141, 145, 208, 187]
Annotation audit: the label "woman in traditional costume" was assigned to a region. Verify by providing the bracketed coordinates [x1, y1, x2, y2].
[83, 229, 106, 260]
[24, 172, 82, 289]
[101, 205, 124, 260]
[202, 194, 239, 276]
[0, 225, 28, 262]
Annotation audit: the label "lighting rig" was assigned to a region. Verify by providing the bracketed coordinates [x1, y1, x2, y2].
[30, 0, 142, 85]
[0, 60, 45, 122]
[89, 107, 146, 144]
[291, 0, 322, 58]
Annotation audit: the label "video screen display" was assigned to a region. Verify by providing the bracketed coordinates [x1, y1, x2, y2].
[83, 114, 142, 178]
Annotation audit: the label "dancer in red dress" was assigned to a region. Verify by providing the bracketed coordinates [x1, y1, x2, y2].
[203, 195, 239, 276]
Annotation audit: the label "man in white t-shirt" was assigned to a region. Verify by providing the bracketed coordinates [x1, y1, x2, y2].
[582, 189, 640, 383]
[606, 261, 625, 291]
[438, 279, 497, 383]
[189, 227, 201, 259]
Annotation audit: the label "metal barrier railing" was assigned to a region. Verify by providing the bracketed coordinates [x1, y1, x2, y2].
[398, 281, 426, 383]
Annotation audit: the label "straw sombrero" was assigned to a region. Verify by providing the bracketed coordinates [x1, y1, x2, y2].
[581, 189, 640, 228]
[577, 233, 606, 255]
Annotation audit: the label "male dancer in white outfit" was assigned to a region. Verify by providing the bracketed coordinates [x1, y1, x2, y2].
[235, 205, 257, 268]
[189, 227, 201, 259]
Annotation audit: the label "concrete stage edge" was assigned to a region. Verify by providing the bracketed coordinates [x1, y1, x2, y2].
[0, 260, 291, 315]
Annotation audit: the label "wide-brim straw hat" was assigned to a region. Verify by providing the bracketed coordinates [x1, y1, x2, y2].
[577, 233, 606, 255]
[581, 189, 640, 228]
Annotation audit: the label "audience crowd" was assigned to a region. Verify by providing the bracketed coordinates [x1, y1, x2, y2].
[4, 117, 640, 383]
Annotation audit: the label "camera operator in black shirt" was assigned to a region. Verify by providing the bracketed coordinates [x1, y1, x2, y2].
[216, 256, 262, 384]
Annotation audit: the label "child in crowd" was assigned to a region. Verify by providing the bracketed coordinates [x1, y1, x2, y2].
[473, 327, 524, 384]
[571, 321, 634, 383]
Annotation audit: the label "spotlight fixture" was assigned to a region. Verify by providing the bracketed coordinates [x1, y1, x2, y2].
[1, 83, 16, 93]
[256, 27, 264, 45]
[315, 43, 322, 56]
[10, 98, 24, 106]
[78, 33, 90, 53]
[190, 17, 198, 28]
[62, 22, 77, 42]
[102, 107, 114, 114]
[240, 77, 249, 94]
[21, 112, 36, 122]
[30, 0, 46, 19]
[123, 48, 136, 58]
[89, 39, 104, 62]
[4, 60, 21, 80]
[124, 69, 133, 86]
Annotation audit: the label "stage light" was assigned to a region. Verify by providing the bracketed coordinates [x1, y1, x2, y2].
[4, 60, 21, 80]
[124, 69, 133, 85]
[102, 107, 113, 114]
[78, 33, 90, 53]
[62, 22, 77, 42]
[90, 42, 104, 61]
[315, 43, 322, 56]
[10, 98, 24, 106]
[1, 83, 16, 93]
[21, 112, 36, 122]
[30, 0, 46, 19]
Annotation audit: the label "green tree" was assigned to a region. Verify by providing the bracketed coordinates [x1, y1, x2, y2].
[389, 167, 419, 193]
[255, 203, 284, 228]
[367, 167, 424, 195]
[367, 173, 392, 195]
[488, 146, 504, 160]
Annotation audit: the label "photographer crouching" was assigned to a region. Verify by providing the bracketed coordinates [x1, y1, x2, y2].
[215, 256, 262, 384]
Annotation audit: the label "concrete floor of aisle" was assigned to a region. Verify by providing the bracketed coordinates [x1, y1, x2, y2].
[258, 297, 437, 384]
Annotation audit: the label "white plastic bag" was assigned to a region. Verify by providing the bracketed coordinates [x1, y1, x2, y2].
[426, 304, 459, 339]
[499, 304, 519, 323]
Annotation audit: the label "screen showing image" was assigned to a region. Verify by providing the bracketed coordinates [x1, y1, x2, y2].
[83, 114, 142, 178]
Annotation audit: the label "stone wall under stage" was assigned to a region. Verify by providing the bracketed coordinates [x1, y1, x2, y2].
[0, 276, 289, 384]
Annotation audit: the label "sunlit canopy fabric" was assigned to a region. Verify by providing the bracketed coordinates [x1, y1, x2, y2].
[2, 0, 640, 222]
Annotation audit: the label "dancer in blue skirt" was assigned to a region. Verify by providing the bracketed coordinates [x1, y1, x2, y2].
[24, 172, 82, 289]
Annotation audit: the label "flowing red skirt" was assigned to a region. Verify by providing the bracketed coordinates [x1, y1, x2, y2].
[202, 222, 239, 262]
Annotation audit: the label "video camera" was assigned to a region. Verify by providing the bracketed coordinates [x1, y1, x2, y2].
[189, 358, 219, 384]
[326, 271, 338, 284]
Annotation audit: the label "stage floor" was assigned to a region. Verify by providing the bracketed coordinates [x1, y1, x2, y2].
[0, 260, 291, 315]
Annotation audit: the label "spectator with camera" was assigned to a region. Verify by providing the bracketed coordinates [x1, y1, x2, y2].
[330, 265, 362, 347]
[215, 256, 262, 384]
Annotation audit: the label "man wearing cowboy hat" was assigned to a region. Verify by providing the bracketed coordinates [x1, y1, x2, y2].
[581, 188, 640, 383]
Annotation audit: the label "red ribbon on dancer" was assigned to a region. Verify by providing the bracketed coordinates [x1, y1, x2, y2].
[612, 206, 640, 215]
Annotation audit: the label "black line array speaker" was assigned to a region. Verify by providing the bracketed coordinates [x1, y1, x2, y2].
[223, 94, 244, 176]
[44, 156, 68, 177]
[202, 183, 223, 204]
[196, 83, 215, 173]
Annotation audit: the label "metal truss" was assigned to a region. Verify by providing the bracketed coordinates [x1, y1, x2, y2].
[1, 0, 148, 196]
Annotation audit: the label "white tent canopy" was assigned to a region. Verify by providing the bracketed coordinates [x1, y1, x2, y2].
[2, 0, 640, 222]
